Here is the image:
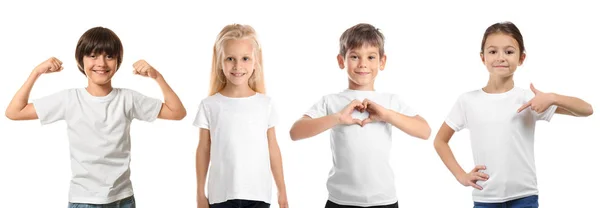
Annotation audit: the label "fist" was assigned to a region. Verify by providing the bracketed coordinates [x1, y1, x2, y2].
[133, 60, 160, 79]
[34, 57, 63, 74]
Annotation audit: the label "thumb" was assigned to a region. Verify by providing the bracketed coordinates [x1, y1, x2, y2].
[530, 83, 540, 94]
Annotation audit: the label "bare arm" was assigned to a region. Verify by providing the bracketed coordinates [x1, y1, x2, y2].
[267, 127, 288, 207]
[433, 123, 488, 190]
[552, 93, 593, 117]
[289, 114, 340, 141]
[384, 112, 431, 140]
[289, 99, 364, 141]
[6, 57, 63, 120]
[154, 73, 187, 120]
[196, 128, 211, 207]
[132, 60, 186, 120]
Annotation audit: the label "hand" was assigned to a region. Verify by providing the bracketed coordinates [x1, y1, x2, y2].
[197, 196, 209, 208]
[335, 99, 365, 126]
[517, 83, 556, 114]
[361, 99, 391, 126]
[33, 57, 63, 75]
[278, 191, 289, 208]
[133, 59, 160, 79]
[458, 165, 489, 190]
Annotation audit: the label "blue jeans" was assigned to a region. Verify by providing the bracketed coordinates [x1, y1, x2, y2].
[210, 199, 270, 208]
[68, 195, 135, 208]
[474, 195, 538, 208]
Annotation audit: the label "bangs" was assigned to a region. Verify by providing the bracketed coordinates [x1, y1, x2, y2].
[79, 29, 122, 57]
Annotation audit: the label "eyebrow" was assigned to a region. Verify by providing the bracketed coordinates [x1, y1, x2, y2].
[486, 45, 516, 50]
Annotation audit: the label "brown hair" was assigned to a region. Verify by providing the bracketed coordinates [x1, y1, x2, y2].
[480, 22, 525, 55]
[209, 24, 265, 96]
[339, 23, 385, 58]
[75, 27, 124, 76]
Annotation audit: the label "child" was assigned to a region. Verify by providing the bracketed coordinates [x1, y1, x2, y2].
[433, 22, 593, 208]
[4, 27, 187, 207]
[289, 23, 431, 208]
[194, 24, 288, 208]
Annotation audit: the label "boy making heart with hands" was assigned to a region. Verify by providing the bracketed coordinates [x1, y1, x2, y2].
[289, 23, 431, 208]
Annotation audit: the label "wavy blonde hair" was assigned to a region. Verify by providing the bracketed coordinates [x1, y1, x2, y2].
[209, 24, 265, 96]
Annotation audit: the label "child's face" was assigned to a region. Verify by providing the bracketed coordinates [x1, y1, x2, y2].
[481, 33, 525, 78]
[83, 52, 117, 85]
[222, 39, 256, 87]
[338, 45, 386, 88]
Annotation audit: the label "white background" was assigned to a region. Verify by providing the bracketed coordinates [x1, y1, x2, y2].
[0, 0, 598, 207]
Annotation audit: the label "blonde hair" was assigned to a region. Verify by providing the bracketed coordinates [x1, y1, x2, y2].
[209, 24, 265, 96]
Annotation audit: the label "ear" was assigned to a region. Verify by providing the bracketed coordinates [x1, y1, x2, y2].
[518, 53, 526, 66]
[480, 52, 485, 64]
[337, 54, 345, 70]
[379, 54, 387, 71]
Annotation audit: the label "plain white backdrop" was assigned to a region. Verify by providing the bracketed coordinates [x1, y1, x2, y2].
[0, 0, 598, 207]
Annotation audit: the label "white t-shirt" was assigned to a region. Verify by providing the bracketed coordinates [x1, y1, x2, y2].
[193, 93, 277, 205]
[32, 88, 162, 204]
[445, 87, 557, 203]
[305, 89, 417, 207]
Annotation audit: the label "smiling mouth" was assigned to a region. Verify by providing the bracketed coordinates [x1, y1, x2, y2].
[355, 72, 371, 75]
[92, 69, 110, 74]
[230, 72, 246, 77]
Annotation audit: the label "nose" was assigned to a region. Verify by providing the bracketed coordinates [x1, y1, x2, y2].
[96, 56, 107, 67]
[234, 61, 242, 70]
[358, 57, 367, 68]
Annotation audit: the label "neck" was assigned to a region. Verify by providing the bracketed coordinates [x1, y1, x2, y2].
[86, 80, 113, 96]
[220, 83, 255, 98]
[348, 80, 375, 91]
[483, 75, 514, 93]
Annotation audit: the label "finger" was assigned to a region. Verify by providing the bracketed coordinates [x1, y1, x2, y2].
[473, 175, 487, 181]
[361, 118, 372, 126]
[530, 83, 539, 94]
[476, 172, 489, 179]
[133, 60, 144, 68]
[517, 101, 531, 113]
[352, 119, 362, 126]
[56, 57, 63, 65]
[469, 181, 483, 190]
[473, 165, 486, 172]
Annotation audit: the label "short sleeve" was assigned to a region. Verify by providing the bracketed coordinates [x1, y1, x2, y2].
[390, 94, 417, 117]
[536, 105, 558, 122]
[193, 101, 210, 129]
[305, 96, 328, 118]
[268, 99, 278, 128]
[131, 90, 162, 122]
[32, 90, 68, 125]
[445, 95, 467, 132]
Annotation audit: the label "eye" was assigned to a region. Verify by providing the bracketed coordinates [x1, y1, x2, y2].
[488, 50, 496, 54]
[506, 50, 515, 55]
[225, 57, 233, 61]
[350, 55, 358, 60]
[106, 55, 114, 59]
[368, 56, 376, 60]
[243, 57, 250, 61]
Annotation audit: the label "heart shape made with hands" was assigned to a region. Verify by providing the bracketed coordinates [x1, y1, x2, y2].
[349, 99, 383, 127]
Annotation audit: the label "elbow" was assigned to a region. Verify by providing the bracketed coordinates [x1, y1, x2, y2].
[176, 109, 187, 120]
[5, 110, 17, 121]
[289, 129, 301, 141]
[171, 108, 187, 120]
[586, 105, 593, 117]
[421, 126, 432, 140]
